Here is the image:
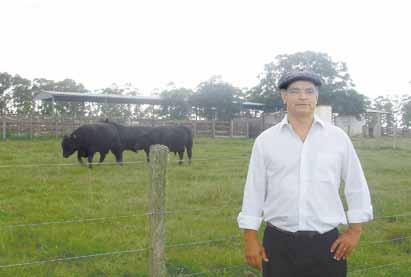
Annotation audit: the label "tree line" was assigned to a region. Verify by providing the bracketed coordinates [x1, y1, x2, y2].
[1, 51, 410, 127]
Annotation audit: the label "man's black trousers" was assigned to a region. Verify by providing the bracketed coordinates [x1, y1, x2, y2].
[262, 225, 347, 277]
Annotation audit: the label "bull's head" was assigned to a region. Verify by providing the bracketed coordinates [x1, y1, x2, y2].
[61, 134, 77, 158]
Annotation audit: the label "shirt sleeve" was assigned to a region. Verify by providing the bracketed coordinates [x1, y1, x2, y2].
[237, 138, 267, 231]
[342, 135, 374, 223]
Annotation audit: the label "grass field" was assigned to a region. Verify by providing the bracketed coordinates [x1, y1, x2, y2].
[0, 136, 410, 276]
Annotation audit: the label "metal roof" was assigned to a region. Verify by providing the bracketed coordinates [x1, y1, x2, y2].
[34, 90, 164, 105]
[33, 90, 267, 109]
[241, 101, 266, 110]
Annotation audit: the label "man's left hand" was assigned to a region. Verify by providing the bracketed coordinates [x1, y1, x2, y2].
[330, 224, 362, 261]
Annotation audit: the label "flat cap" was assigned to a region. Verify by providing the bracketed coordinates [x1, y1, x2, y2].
[278, 71, 323, 90]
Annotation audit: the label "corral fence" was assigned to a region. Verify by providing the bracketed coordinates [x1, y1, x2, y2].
[2, 114, 411, 141]
[0, 115, 256, 140]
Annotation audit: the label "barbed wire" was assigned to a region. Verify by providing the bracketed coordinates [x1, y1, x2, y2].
[0, 205, 238, 229]
[374, 211, 411, 220]
[371, 188, 411, 194]
[180, 265, 249, 276]
[0, 247, 147, 269]
[166, 236, 240, 251]
[1, 232, 409, 270]
[0, 236, 239, 269]
[2, 203, 411, 229]
[0, 156, 250, 169]
[362, 236, 411, 246]
[350, 260, 410, 274]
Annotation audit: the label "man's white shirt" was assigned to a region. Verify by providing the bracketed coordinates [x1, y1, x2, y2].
[237, 115, 373, 233]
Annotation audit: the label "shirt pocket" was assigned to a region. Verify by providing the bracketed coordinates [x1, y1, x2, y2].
[315, 152, 341, 184]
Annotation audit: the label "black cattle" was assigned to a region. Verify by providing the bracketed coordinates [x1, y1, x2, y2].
[104, 120, 153, 161]
[134, 125, 193, 164]
[61, 123, 123, 168]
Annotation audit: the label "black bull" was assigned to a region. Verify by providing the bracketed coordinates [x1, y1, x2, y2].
[134, 125, 193, 164]
[104, 120, 153, 161]
[61, 122, 123, 168]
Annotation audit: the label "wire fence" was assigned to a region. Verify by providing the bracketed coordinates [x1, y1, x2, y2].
[1, 234, 409, 270]
[0, 154, 410, 276]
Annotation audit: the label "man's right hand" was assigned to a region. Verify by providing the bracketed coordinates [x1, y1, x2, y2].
[244, 229, 269, 272]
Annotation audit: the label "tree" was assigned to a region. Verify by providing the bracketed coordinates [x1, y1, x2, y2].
[331, 89, 367, 118]
[0, 72, 13, 115]
[400, 95, 411, 129]
[11, 75, 33, 115]
[248, 51, 365, 115]
[160, 87, 193, 120]
[191, 76, 242, 120]
[372, 95, 396, 128]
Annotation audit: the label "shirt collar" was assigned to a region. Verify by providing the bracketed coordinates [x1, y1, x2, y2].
[279, 114, 325, 129]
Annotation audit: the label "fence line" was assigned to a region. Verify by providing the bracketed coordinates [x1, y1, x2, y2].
[372, 188, 411, 194]
[0, 248, 147, 269]
[374, 211, 411, 220]
[362, 236, 411, 246]
[2, 204, 411, 229]
[166, 236, 240, 250]
[182, 265, 249, 276]
[0, 156, 249, 169]
[0, 236, 240, 269]
[350, 260, 410, 274]
[0, 232, 409, 270]
[0, 205, 238, 229]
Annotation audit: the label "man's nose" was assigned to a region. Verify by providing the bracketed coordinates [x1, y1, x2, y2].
[298, 91, 309, 99]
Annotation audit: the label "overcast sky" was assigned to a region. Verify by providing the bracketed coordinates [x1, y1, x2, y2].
[1, 0, 410, 98]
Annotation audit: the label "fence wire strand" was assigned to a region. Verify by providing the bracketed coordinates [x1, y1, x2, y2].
[0, 248, 147, 269]
[0, 236, 239, 269]
[0, 156, 250, 169]
[350, 260, 410, 274]
[0, 205, 238, 229]
[181, 265, 249, 276]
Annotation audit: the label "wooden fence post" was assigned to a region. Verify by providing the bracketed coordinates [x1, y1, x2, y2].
[54, 116, 58, 138]
[393, 126, 397, 150]
[212, 120, 216, 138]
[2, 117, 6, 140]
[29, 116, 33, 140]
[230, 120, 233, 138]
[192, 121, 197, 137]
[246, 120, 250, 138]
[148, 144, 168, 277]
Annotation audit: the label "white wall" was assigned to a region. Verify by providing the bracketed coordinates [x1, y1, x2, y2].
[334, 115, 365, 136]
[315, 105, 332, 123]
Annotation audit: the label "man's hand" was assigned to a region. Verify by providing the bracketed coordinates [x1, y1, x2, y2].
[244, 229, 269, 272]
[330, 223, 362, 261]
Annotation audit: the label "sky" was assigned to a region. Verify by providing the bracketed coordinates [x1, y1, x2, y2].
[1, 0, 410, 98]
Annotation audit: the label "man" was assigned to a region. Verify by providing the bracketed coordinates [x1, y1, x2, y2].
[237, 71, 373, 276]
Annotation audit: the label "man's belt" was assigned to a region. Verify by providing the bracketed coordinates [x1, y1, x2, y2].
[266, 222, 323, 239]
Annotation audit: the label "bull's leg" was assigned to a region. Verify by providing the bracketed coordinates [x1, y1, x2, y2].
[144, 148, 150, 162]
[187, 146, 192, 165]
[110, 148, 123, 166]
[87, 153, 95, 168]
[115, 151, 123, 166]
[99, 152, 107, 164]
[77, 151, 85, 165]
[178, 151, 184, 165]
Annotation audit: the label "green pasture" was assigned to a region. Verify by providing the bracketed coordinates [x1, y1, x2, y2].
[0, 136, 410, 276]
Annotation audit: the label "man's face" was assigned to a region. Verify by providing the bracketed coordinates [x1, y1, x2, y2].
[281, 80, 319, 117]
